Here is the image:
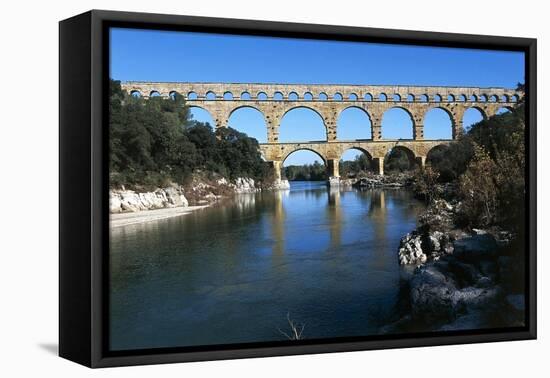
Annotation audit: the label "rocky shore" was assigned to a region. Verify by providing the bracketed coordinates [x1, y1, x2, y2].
[339, 172, 414, 189]
[110, 174, 290, 222]
[384, 196, 525, 333]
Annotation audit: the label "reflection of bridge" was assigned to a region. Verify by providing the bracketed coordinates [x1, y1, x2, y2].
[121, 82, 521, 181]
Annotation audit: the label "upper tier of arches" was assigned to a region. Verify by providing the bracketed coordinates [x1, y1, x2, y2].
[123, 82, 521, 105]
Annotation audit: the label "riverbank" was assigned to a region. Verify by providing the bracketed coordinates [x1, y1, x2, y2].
[110, 205, 209, 228]
[110, 174, 290, 226]
[387, 188, 525, 333]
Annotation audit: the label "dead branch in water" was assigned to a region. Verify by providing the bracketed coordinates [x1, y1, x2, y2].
[278, 312, 305, 340]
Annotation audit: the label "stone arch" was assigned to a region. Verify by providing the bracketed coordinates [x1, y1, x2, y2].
[223, 91, 234, 100]
[393, 93, 401, 102]
[257, 92, 268, 100]
[462, 107, 487, 131]
[433, 94, 442, 102]
[304, 92, 313, 101]
[420, 94, 429, 102]
[511, 94, 519, 102]
[333, 92, 343, 101]
[319, 92, 328, 101]
[169, 91, 178, 100]
[281, 147, 327, 166]
[150, 90, 161, 97]
[241, 91, 251, 100]
[227, 105, 267, 143]
[384, 145, 418, 172]
[130, 90, 141, 98]
[426, 144, 452, 178]
[426, 144, 450, 162]
[279, 106, 328, 142]
[288, 91, 299, 100]
[187, 91, 198, 100]
[470, 94, 478, 102]
[501, 94, 509, 103]
[273, 91, 284, 100]
[188, 105, 216, 127]
[349, 93, 358, 101]
[489, 95, 498, 102]
[379, 93, 388, 101]
[337, 106, 372, 140]
[381, 106, 415, 139]
[447, 94, 455, 102]
[205, 91, 216, 100]
[339, 146, 373, 161]
[407, 94, 415, 102]
[339, 147, 375, 177]
[423, 107, 455, 140]
[364, 93, 373, 101]
[458, 94, 467, 102]
[496, 106, 514, 115]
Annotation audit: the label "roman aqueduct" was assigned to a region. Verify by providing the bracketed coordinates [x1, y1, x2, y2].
[121, 82, 521, 181]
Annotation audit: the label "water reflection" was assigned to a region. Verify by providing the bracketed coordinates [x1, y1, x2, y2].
[109, 182, 425, 351]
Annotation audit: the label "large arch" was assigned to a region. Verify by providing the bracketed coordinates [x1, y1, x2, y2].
[339, 147, 374, 178]
[423, 107, 454, 140]
[381, 107, 414, 140]
[496, 106, 514, 115]
[227, 106, 267, 143]
[279, 106, 327, 142]
[384, 146, 417, 173]
[463, 107, 487, 131]
[337, 106, 372, 141]
[188, 105, 215, 127]
[281, 149, 327, 181]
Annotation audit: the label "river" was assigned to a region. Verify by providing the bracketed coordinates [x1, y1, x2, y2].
[109, 181, 425, 351]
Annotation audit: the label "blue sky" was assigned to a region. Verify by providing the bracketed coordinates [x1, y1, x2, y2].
[110, 28, 524, 165]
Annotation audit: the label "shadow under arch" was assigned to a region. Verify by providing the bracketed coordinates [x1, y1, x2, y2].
[426, 144, 457, 181]
[381, 106, 415, 140]
[384, 145, 418, 173]
[279, 106, 328, 142]
[423, 106, 455, 140]
[337, 105, 373, 140]
[227, 105, 268, 143]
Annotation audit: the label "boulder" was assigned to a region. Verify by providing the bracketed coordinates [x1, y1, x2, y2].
[453, 234, 498, 261]
[410, 265, 457, 322]
[506, 294, 525, 312]
[234, 177, 257, 193]
[328, 176, 340, 187]
[271, 179, 290, 190]
[164, 186, 188, 207]
[109, 192, 122, 213]
[398, 232, 427, 265]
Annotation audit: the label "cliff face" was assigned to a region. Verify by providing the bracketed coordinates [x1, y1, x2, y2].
[110, 186, 188, 213]
[109, 176, 288, 214]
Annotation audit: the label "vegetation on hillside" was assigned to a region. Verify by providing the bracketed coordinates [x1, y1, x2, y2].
[416, 86, 526, 232]
[109, 80, 273, 190]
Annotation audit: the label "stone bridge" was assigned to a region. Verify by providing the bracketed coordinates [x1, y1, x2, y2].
[121, 82, 521, 181]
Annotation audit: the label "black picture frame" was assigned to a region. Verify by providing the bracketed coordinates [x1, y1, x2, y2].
[59, 9, 537, 368]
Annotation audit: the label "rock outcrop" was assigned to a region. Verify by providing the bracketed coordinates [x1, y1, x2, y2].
[268, 179, 291, 190]
[110, 185, 188, 213]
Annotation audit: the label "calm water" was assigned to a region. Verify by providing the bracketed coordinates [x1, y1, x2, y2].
[109, 182, 425, 351]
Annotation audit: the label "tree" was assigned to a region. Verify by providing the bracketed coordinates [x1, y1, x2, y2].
[109, 79, 273, 189]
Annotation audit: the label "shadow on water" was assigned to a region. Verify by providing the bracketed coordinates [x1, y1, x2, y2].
[109, 181, 425, 351]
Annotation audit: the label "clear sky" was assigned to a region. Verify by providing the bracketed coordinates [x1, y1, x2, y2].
[110, 28, 524, 165]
